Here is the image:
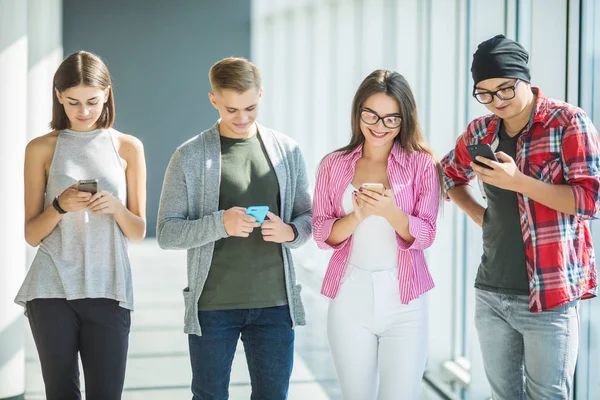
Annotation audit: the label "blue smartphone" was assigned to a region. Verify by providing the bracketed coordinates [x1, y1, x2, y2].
[246, 206, 269, 224]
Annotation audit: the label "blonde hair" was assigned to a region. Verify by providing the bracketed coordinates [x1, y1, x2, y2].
[209, 57, 261, 93]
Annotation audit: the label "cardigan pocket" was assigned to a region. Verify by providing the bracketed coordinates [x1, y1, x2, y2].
[182, 287, 194, 318]
[292, 283, 306, 325]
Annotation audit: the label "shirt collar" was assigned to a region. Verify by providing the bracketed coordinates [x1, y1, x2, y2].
[487, 86, 548, 137]
[530, 87, 551, 126]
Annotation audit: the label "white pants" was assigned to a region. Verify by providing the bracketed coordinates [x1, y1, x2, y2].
[327, 265, 429, 400]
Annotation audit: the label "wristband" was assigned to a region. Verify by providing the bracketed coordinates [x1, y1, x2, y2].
[289, 223, 299, 241]
[53, 196, 67, 214]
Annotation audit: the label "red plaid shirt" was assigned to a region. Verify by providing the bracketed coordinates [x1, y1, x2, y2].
[441, 88, 599, 311]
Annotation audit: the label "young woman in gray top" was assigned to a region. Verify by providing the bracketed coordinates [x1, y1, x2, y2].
[15, 51, 147, 400]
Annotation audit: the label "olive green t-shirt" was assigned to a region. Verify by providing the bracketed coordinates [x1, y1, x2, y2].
[475, 124, 529, 295]
[198, 133, 287, 310]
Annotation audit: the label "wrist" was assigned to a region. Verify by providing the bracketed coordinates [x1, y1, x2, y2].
[350, 211, 363, 224]
[118, 203, 128, 216]
[287, 223, 298, 242]
[52, 196, 67, 215]
[384, 205, 401, 222]
[513, 172, 529, 193]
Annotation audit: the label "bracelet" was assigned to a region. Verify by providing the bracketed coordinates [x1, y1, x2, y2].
[52, 196, 67, 214]
[289, 223, 299, 241]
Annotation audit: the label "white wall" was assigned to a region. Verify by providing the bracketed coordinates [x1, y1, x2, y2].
[578, 1, 600, 398]
[0, 1, 28, 397]
[0, 1, 62, 398]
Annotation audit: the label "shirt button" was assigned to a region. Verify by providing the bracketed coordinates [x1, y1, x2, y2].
[542, 160, 547, 165]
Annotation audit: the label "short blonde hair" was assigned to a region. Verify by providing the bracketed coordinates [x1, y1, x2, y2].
[209, 57, 261, 93]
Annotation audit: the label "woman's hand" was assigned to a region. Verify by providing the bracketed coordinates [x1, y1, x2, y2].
[57, 185, 92, 213]
[351, 189, 373, 222]
[87, 190, 126, 215]
[356, 188, 397, 220]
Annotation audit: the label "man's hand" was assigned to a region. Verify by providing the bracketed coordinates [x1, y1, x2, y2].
[223, 207, 260, 237]
[261, 211, 294, 243]
[471, 151, 525, 192]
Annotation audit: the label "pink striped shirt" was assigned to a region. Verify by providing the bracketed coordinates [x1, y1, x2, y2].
[312, 142, 441, 303]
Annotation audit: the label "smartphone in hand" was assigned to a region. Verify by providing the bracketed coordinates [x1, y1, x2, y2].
[246, 206, 269, 224]
[466, 144, 499, 170]
[78, 179, 98, 194]
[360, 183, 385, 194]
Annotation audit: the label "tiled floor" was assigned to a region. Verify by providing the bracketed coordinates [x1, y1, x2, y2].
[24, 240, 441, 399]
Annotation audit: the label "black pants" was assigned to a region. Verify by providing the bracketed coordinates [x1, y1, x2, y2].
[27, 298, 131, 400]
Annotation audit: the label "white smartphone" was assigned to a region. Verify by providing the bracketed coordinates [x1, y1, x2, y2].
[360, 183, 385, 194]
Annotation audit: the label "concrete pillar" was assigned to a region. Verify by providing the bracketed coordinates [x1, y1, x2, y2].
[26, 0, 63, 258]
[0, 0, 28, 398]
[0, 1, 62, 398]
[28, 0, 62, 142]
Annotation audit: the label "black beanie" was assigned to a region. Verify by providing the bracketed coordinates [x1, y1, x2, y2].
[471, 34, 531, 86]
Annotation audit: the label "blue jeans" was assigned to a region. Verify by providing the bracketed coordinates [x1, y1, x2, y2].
[474, 289, 579, 400]
[188, 305, 294, 400]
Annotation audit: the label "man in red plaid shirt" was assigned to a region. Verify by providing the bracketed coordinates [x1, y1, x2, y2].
[442, 34, 600, 399]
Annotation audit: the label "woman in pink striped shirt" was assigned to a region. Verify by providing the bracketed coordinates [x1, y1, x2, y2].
[312, 70, 442, 400]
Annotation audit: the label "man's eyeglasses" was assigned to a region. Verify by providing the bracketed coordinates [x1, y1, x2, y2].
[473, 79, 522, 104]
[360, 108, 402, 129]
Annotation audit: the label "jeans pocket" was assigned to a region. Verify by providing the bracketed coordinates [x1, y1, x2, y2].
[547, 298, 580, 315]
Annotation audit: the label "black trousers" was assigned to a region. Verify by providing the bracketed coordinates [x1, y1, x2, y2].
[27, 298, 131, 400]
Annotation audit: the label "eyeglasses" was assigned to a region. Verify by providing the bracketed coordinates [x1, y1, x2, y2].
[473, 79, 522, 104]
[360, 108, 402, 129]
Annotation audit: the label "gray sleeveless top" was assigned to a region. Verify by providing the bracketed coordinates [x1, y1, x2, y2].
[15, 128, 133, 310]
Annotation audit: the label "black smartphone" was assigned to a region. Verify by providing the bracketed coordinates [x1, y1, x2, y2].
[466, 144, 498, 170]
[78, 179, 98, 194]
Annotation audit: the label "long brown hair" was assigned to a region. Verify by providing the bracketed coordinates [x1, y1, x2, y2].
[335, 70, 444, 199]
[51, 51, 115, 130]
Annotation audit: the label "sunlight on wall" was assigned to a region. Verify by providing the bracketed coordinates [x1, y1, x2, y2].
[0, 35, 27, 400]
[27, 48, 63, 140]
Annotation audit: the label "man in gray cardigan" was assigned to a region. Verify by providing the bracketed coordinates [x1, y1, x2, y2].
[156, 57, 312, 399]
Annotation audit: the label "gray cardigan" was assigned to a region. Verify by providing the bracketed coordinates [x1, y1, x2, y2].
[156, 122, 312, 336]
